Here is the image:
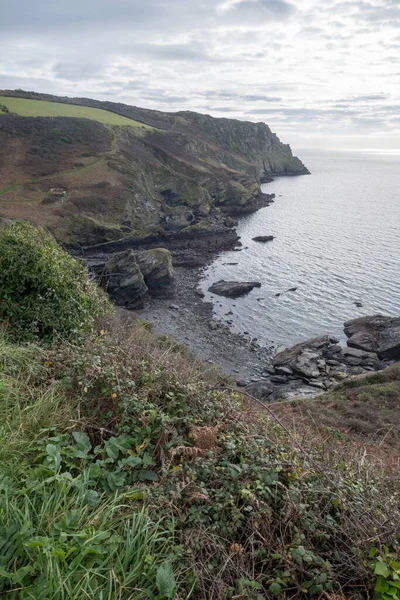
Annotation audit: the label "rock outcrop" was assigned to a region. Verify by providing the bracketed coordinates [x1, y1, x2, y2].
[104, 250, 149, 309]
[245, 316, 399, 402]
[208, 280, 261, 298]
[344, 315, 400, 360]
[103, 248, 175, 308]
[135, 249, 175, 298]
[273, 335, 332, 379]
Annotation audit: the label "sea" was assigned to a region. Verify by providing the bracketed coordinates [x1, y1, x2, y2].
[199, 149, 400, 351]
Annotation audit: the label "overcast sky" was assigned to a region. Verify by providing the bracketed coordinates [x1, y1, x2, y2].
[1, 0, 399, 150]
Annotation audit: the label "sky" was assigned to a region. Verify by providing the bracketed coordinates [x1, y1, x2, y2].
[1, 0, 399, 150]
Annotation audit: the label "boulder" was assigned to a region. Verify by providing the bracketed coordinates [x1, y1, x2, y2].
[342, 347, 377, 360]
[135, 248, 175, 298]
[245, 380, 279, 401]
[252, 235, 274, 243]
[344, 315, 400, 360]
[103, 247, 175, 307]
[208, 280, 261, 298]
[104, 250, 149, 309]
[275, 366, 293, 376]
[273, 335, 331, 379]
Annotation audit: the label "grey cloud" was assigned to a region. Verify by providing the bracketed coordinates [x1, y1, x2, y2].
[142, 92, 187, 103]
[205, 106, 238, 112]
[122, 42, 215, 62]
[203, 91, 281, 102]
[1, 0, 400, 148]
[224, 0, 295, 22]
[53, 63, 106, 81]
[0, 0, 212, 35]
[336, 94, 388, 103]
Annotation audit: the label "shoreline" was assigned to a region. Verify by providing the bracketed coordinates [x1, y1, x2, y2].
[137, 265, 275, 383]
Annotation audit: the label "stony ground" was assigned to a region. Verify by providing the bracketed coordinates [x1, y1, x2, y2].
[137, 266, 275, 384]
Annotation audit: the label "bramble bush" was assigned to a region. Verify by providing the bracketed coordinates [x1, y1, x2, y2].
[0, 220, 110, 343]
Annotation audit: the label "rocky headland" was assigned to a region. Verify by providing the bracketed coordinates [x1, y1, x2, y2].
[0, 89, 308, 264]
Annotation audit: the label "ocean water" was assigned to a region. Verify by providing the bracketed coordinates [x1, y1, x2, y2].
[200, 149, 400, 350]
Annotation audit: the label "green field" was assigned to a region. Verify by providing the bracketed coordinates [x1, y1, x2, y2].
[0, 96, 153, 128]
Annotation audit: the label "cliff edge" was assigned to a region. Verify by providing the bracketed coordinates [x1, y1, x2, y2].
[0, 90, 308, 254]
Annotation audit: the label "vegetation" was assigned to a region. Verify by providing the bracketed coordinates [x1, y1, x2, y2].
[0, 96, 154, 129]
[0, 221, 110, 342]
[0, 226, 399, 599]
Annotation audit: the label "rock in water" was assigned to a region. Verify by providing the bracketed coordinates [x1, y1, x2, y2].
[208, 280, 261, 298]
[135, 248, 175, 298]
[252, 235, 274, 243]
[104, 250, 149, 309]
[344, 314, 400, 360]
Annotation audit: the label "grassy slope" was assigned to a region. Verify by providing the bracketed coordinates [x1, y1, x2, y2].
[0, 309, 399, 598]
[0, 96, 154, 129]
[275, 365, 400, 470]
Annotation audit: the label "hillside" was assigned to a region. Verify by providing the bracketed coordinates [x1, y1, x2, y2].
[0, 90, 308, 255]
[0, 221, 399, 599]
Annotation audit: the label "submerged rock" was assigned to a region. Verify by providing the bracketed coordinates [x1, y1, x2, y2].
[208, 280, 261, 298]
[252, 235, 274, 243]
[344, 314, 400, 360]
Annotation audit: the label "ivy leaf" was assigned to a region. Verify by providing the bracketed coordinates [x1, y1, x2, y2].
[156, 561, 176, 599]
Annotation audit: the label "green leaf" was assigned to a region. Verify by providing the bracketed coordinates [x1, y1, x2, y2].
[85, 489, 100, 507]
[0, 565, 33, 584]
[375, 562, 391, 578]
[390, 562, 400, 573]
[138, 469, 158, 482]
[46, 444, 61, 471]
[156, 561, 176, 599]
[72, 431, 92, 453]
[118, 456, 143, 469]
[269, 582, 282, 595]
[106, 471, 127, 491]
[375, 577, 390, 593]
[370, 547, 378, 558]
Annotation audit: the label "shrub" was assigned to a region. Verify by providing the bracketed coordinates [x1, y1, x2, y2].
[0, 221, 110, 343]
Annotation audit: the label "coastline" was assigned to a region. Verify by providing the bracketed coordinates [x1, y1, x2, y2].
[137, 265, 275, 383]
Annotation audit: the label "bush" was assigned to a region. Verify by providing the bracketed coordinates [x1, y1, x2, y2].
[0, 221, 110, 343]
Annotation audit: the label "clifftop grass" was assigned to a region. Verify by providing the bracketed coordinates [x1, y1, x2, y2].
[0, 96, 154, 129]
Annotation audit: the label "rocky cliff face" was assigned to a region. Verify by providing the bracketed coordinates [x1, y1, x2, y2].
[0, 90, 308, 256]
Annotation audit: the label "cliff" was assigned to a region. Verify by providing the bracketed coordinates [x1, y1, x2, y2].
[0, 90, 308, 255]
